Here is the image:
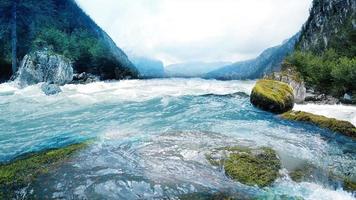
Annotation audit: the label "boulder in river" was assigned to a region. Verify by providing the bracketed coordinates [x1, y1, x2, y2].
[41, 83, 62, 96]
[206, 146, 281, 187]
[250, 79, 294, 114]
[16, 50, 73, 87]
[281, 111, 356, 139]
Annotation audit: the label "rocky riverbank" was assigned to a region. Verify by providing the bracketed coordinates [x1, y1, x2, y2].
[250, 79, 356, 139]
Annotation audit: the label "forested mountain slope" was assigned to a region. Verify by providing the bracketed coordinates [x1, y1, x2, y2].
[0, 0, 138, 82]
[287, 0, 355, 100]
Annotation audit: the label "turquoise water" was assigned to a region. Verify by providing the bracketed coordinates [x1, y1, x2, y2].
[0, 78, 355, 199]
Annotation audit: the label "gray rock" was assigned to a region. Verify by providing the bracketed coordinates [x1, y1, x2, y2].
[71, 72, 99, 84]
[16, 50, 73, 87]
[304, 93, 340, 104]
[265, 65, 306, 103]
[41, 83, 62, 95]
[344, 93, 352, 101]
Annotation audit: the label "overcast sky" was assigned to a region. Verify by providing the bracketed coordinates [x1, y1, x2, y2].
[76, 0, 312, 65]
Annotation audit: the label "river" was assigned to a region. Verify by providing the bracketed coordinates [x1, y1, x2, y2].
[0, 78, 355, 199]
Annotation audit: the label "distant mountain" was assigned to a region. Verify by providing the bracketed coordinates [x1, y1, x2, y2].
[0, 0, 138, 82]
[165, 61, 232, 78]
[205, 33, 300, 80]
[131, 57, 165, 78]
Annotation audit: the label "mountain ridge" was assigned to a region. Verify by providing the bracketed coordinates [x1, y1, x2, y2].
[205, 33, 300, 80]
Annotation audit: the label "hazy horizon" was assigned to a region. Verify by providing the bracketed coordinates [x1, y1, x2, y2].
[76, 0, 312, 65]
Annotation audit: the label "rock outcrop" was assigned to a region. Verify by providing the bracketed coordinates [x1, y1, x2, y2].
[250, 80, 294, 114]
[0, 0, 138, 82]
[206, 146, 281, 187]
[264, 63, 306, 103]
[16, 50, 73, 87]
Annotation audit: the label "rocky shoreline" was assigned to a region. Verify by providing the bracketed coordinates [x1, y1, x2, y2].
[250, 78, 356, 139]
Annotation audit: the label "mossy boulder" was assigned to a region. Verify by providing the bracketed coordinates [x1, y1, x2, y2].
[206, 147, 281, 187]
[281, 111, 356, 139]
[0, 142, 89, 198]
[251, 79, 294, 114]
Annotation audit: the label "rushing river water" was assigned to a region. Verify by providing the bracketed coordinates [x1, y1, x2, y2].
[0, 78, 355, 200]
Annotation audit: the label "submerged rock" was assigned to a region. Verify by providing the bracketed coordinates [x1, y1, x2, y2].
[0, 142, 89, 199]
[281, 111, 356, 139]
[16, 50, 73, 87]
[41, 83, 62, 95]
[265, 63, 306, 103]
[289, 162, 356, 193]
[250, 79, 294, 114]
[206, 146, 281, 187]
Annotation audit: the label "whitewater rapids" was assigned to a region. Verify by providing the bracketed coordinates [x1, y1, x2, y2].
[0, 78, 355, 200]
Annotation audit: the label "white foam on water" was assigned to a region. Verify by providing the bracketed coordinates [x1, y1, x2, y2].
[1, 79, 355, 200]
[294, 104, 356, 126]
[0, 78, 256, 105]
[273, 178, 356, 200]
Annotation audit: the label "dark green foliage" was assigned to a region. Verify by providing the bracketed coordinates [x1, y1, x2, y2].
[291, 0, 355, 97]
[297, 0, 355, 57]
[286, 49, 356, 97]
[0, 0, 137, 82]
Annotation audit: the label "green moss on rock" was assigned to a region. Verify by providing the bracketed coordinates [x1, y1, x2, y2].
[344, 179, 356, 192]
[0, 142, 89, 197]
[179, 192, 235, 200]
[206, 147, 281, 187]
[250, 79, 294, 114]
[281, 111, 356, 139]
[288, 163, 318, 183]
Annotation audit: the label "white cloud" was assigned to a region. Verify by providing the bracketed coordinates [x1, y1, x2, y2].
[76, 0, 312, 65]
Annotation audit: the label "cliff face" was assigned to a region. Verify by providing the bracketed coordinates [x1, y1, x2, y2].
[297, 0, 356, 56]
[0, 0, 138, 82]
